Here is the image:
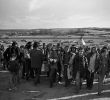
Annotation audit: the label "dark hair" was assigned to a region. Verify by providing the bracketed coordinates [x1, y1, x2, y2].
[102, 46, 108, 50]
[78, 47, 84, 51]
[12, 41, 17, 46]
[20, 45, 24, 48]
[85, 46, 90, 52]
[25, 42, 32, 49]
[101, 49, 106, 54]
[71, 46, 76, 52]
[33, 42, 38, 48]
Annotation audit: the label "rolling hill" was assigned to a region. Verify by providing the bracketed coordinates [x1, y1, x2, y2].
[0, 27, 110, 37]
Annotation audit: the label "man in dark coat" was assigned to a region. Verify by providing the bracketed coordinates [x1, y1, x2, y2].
[30, 42, 43, 85]
[4, 41, 20, 69]
[73, 47, 88, 93]
[62, 46, 71, 87]
[24, 42, 32, 80]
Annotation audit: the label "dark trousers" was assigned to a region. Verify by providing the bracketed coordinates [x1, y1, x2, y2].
[75, 71, 83, 93]
[21, 60, 26, 78]
[64, 65, 69, 87]
[49, 68, 57, 87]
[47, 63, 51, 77]
[33, 67, 41, 84]
[57, 61, 62, 82]
[86, 70, 94, 89]
[25, 58, 31, 80]
[98, 67, 106, 94]
[4, 59, 9, 70]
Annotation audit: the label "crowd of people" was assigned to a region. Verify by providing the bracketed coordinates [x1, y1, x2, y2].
[0, 40, 110, 95]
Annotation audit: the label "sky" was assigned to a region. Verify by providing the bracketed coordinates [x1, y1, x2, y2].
[0, 0, 110, 29]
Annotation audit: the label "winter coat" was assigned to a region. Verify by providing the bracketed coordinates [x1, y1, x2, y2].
[8, 59, 19, 74]
[63, 52, 71, 65]
[30, 49, 43, 68]
[73, 54, 88, 78]
[97, 54, 110, 75]
[86, 52, 99, 72]
[49, 50, 58, 69]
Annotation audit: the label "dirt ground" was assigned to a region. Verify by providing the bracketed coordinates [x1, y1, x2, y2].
[0, 70, 110, 100]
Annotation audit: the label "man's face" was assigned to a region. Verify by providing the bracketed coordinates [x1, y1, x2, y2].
[79, 50, 84, 56]
[105, 49, 108, 56]
[87, 49, 91, 54]
[71, 47, 76, 53]
[92, 47, 96, 53]
[52, 45, 57, 51]
[64, 46, 69, 52]
[102, 49, 108, 57]
[20, 47, 24, 51]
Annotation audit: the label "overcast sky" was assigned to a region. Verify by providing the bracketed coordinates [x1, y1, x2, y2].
[0, 0, 110, 29]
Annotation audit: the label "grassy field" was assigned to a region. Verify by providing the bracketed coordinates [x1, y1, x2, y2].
[0, 27, 110, 48]
[0, 35, 109, 49]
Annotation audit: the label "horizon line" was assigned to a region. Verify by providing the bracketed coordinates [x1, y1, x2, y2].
[0, 27, 110, 30]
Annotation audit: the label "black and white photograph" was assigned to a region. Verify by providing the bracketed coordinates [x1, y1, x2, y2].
[0, 0, 110, 100]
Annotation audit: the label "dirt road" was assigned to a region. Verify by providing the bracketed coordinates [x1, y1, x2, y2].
[0, 71, 110, 100]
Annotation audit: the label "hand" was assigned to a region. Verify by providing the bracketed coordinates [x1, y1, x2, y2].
[54, 59, 57, 62]
[50, 58, 53, 62]
[88, 67, 92, 72]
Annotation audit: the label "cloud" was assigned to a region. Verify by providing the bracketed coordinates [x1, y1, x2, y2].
[0, 0, 110, 29]
[29, 0, 47, 11]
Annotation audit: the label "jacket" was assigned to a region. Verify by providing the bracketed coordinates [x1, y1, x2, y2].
[73, 54, 88, 72]
[30, 49, 43, 68]
[97, 54, 110, 75]
[86, 52, 99, 72]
